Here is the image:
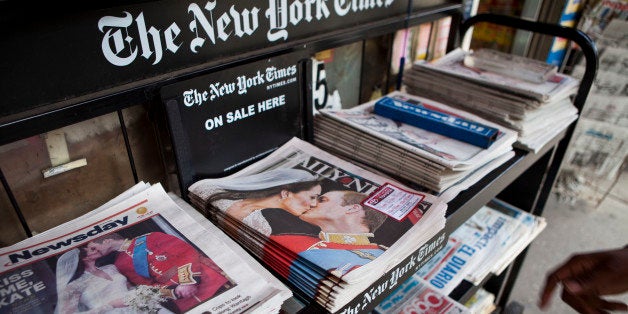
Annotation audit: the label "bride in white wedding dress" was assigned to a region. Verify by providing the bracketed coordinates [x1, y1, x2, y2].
[55, 247, 132, 313]
[192, 168, 322, 236]
[55, 247, 171, 314]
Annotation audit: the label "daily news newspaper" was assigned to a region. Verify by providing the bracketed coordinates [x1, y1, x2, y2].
[0, 184, 290, 314]
[189, 137, 448, 312]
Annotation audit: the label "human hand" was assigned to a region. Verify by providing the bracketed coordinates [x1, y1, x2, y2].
[539, 247, 628, 313]
[175, 284, 198, 299]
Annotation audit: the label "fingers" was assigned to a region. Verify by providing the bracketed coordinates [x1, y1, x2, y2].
[540, 248, 628, 312]
[567, 250, 628, 296]
[539, 273, 560, 308]
[561, 289, 603, 314]
[564, 269, 624, 297]
[539, 253, 602, 308]
[539, 259, 581, 307]
[595, 299, 628, 312]
[561, 288, 627, 314]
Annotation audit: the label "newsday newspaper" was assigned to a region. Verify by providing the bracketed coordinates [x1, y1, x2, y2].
[0, 183, 290, 314]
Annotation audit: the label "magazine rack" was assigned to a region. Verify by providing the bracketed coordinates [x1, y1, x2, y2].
[0, 2, 597, 314]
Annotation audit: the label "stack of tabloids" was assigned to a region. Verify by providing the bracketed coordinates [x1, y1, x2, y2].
[415, 199, 546, 295]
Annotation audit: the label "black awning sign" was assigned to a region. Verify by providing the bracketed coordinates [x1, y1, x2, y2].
[98, 1, 398, 67]
[1, 0, 406, 119]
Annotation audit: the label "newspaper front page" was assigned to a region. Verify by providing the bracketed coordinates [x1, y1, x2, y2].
[374, 274, 469, 314]
[0, 184, 290, 314]
[415, 201, 545, 295]
[189, 137, 447, 312]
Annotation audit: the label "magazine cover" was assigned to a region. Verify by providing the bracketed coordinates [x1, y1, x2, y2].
[189, 137, 447, 312]
[317, 91, 517, 170]
[0, 184, 289, 314]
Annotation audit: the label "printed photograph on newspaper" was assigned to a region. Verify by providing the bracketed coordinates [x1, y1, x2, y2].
[189, 138, 447, 291]
[0, 185, 280, 314]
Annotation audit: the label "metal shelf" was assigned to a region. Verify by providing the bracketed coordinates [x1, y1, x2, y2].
[0, 6, 598, 314]
[445, 130, 566, 235]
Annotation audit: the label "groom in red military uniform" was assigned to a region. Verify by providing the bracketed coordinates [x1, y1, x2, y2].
[87, 232, 230, 312]
[268, 190, 388, 279]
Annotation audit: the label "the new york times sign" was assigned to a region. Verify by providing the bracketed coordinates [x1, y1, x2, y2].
[0, 0, 406, 118]
[100, 0, 401, 67]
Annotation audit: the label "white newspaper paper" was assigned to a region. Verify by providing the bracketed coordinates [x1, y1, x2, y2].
[375, 274, 470, 314]
[416, 49, 579, 102]
[0, 184, 290, 314]
[416, 201, 546, 294]
[318, 91, 517, 171]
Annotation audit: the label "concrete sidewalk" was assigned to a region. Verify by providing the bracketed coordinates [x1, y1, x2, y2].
[509, 171, 628, 313]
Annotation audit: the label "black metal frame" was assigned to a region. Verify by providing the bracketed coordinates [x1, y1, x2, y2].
[1, 5, 599, 314]
[0, 2, 461, 241]
[449, 13, 598, 309]
[0, 2, 460, 147]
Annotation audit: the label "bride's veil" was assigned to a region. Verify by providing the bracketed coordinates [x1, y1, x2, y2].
[211, 168, 317, 191]
[190, 168, 320, 203]
[54, 248, 79, 313]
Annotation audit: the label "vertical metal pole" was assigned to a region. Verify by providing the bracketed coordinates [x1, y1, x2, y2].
[0, 166, 32, 237]
[359, 39, 366, 102]
[384, 34, 395, 93]
[448, 9, 463, 53]
[395, 0, 414, 91]
[118, 110, 139, 183]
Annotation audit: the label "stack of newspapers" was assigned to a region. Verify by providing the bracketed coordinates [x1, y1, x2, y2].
[188, 137, 447, 313]
[0, 183, 291, 314]
[375, 274, 470, 314]
[464, 288, 497, 314]
[314, 91, 517, 203]
[405, 48, 580, 152]
[415, 199, 546, 295]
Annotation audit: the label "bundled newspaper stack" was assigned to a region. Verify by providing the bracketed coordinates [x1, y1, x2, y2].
[416, 199, 546, 295]
[314, 91, 517, 203]
[0, 183, 291, 314]
[188, 137, 447, 313]
[404, 48, 580, 153]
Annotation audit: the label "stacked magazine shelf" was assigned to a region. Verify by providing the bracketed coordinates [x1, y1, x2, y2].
[0, 2, 597, 314]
